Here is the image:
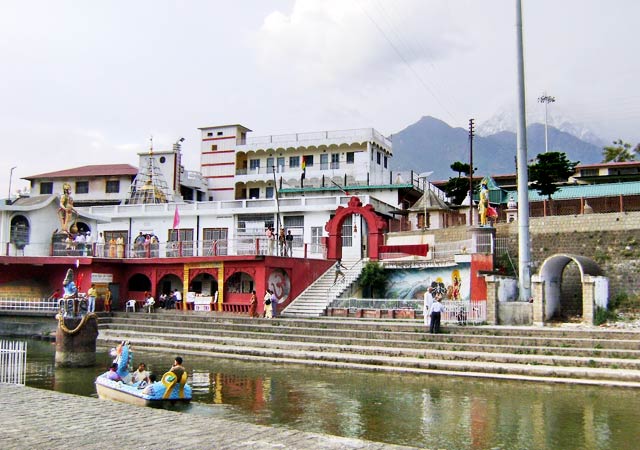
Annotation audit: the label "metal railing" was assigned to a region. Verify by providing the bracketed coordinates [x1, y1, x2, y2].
[328, 260, 364, 299]
[3, 238, 326, 260]
[0, 298, 59, 312]
[431, 239, 473, 261]
[328, 299, 487, 325]
[0, 340, 27, 385]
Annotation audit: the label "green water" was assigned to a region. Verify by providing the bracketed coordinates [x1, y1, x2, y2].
[23, 339, 640, 449]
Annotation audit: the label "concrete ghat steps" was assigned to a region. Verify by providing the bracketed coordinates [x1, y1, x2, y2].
[97, 313, 640, 386]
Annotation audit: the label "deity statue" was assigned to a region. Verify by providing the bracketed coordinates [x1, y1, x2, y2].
[58, 183, 78, 234]
[478, 178, 489, 227]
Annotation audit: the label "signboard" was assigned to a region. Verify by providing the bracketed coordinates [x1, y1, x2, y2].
[91, 273, 113, 283]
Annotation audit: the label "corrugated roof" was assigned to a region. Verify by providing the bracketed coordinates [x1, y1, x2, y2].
[23, 164, 138, 180]
[507, 181, 640, 201]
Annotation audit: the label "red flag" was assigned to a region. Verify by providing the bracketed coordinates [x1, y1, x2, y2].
[173, 206, 180, 229]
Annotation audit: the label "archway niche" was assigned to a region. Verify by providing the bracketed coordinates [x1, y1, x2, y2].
[157, 274, 182, 297]
[531, 253, 607, 325]
[324, 196, 387, 260]
[127, 273, 152, 292]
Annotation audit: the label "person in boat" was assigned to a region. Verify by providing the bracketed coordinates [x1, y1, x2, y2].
[131, 362, 150, 384]
[106, 363, 122, 381]
[171, 356, 185, 380]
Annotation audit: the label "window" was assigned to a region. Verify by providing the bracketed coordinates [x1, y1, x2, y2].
[277, 157, 285, 173]
[217, 131, 223, 136]
[289, 156, 300, 168]
[331, 153, 340, 170]
[105, 180, 120, 193]
[76, 181, 89, 194]
[384, 155, 388, 169]
[266, 186, 274, 198]
[266, 157, 274, 171]
[167, 229, 194, 256]
[207, 132, 213, 137]
[159, 156, 166, 163]
[341, 215, 353, 247]
[249, 188, 260, 199]
[320, 154, 329, 170]
[211, 144, 218, 151]
[249, 159, 260, 171]
[311, 226, 323, 254]
[346, 152, 354, 164]
[376, 152, 381, 165]
[284, 216, 304, 249]
[304, 155, 314, 167]
[40, 182, 53, 195]
[203, 227, 228, 256]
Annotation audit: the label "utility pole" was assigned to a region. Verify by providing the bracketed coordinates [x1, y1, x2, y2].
[468, 118, 475, 227]
[538, 94, 555, 153]
[516, 0, 532, 301]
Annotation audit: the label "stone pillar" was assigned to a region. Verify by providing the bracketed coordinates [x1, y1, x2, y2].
[582, 275, 596, 325]
[55, 315, 99, 367]
[531, 275, 545, 326]
[483, 275, 500, 325]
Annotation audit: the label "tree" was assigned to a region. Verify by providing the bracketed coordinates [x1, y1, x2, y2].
[443, 161, 478, 205]
[359, 261, 387, 298]
[602, 139, 636, 162]
[528, 151, 578, 201]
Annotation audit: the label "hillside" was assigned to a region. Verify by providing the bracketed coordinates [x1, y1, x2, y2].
[391, 116, 603, 181]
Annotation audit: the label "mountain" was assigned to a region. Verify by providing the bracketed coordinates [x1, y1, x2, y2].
[391, 116, 604, 181]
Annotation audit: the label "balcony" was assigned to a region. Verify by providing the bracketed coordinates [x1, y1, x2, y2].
[236, 128, 392, 153]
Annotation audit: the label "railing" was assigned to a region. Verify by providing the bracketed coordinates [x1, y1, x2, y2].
[239, 127, 393, 149]
[328, 299, 487, 324]
[0, 298, 59, 312]
[0, 340, 27, 385]
[430, 239, 473, 261]
[4, 238, 325, 260]
[440, 300, 486, 325]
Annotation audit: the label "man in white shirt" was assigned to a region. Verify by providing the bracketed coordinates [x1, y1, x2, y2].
[174, 289, 182, 309]
[429, 297, 443, 334]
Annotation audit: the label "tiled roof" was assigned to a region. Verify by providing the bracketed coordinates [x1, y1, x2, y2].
[23, 164, 138, 180]
[507, 181, 640, 201]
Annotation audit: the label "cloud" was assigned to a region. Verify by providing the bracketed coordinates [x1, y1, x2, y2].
[255, 0, 465, 86]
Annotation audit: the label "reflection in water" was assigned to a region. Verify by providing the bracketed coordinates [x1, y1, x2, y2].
[21, 339, 640, 449]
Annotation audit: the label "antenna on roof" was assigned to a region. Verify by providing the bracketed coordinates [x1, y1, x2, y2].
[149, 135, 154, 155]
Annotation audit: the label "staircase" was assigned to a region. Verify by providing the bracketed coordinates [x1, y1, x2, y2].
[282, 259, 362, 317]
[97, 312, 640, 388]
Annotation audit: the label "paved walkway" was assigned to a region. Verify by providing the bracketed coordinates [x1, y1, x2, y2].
[0, 385, 415, 450]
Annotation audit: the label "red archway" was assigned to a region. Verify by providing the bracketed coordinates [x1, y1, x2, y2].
[324, 196, 387, 260]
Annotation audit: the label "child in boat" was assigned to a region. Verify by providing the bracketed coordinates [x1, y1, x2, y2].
[106, 363, 121, 381]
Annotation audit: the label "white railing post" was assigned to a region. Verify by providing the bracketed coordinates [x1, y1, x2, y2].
[0, 340, 27, 385]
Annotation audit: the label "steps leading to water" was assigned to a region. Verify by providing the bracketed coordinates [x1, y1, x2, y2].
[97, 312, 640, 387]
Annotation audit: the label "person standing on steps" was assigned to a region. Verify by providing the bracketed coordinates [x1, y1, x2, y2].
[270, 290, 278, 318]
[429, 295, 443, 334]
[264, 289, 273, 318]
[87, 283, 97, 313]
[333, 259, 347, 284]
[249, 290, 258, 318]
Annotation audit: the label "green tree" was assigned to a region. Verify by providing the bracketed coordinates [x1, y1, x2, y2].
[443, 161, 477, 205]
[528, 151, 578, 201]
[602, 139, 636, 162]
[359, 261, 387, 298]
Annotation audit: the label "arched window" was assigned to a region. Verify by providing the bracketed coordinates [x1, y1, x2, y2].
[10, 216, 30, 249]
[127, 274, 151, 292]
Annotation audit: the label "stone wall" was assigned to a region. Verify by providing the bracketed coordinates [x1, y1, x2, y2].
[495, 211, 640, 297]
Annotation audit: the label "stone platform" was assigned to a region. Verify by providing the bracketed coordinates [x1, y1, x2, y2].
[0, 385, 414, 450]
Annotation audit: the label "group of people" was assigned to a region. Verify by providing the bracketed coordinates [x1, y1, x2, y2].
[132, 232, 161, 258]
[106, 356, 186, 387]
[265, 226, 294, 257]
[247, 289, 279, 318]
[156, 289, 182, 309]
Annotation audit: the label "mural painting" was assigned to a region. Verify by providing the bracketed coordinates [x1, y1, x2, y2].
[268, 269, 291, 304]
[384, 264, 470, 301]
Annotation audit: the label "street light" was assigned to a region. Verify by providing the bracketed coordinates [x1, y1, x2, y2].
[538, 94, 556, 153]
[8, 166, 17, 201]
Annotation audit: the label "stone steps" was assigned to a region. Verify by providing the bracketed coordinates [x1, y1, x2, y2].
[97, 313, 640, 386]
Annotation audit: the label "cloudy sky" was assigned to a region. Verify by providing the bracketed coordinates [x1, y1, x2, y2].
[1, 0, 638, 196]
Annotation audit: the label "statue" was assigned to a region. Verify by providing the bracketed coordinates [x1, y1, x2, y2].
[58, 183, 78, 234]
[478, 178, 489, 226]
